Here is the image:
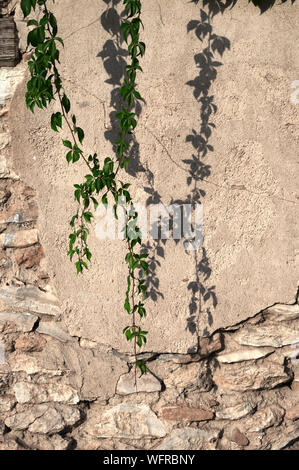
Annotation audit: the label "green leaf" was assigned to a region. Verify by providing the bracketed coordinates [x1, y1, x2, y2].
[76, 127, 84, 144]
[27, 19, 38, 27]
[133, 89, 142, 100]
[21, 0, 32, 17]
[81, 260, 88, 270]
[66, 151, 72, 163]
[72, 150, 80, 163]
[27, 28, 39, 47]
[55, 37, 64, 47]
[138, 42, 146, 57]
[136, 361, 146, 375]
[75, 260, 83, 274]
[51, 112, 62, 132]
[124, 297, 131, 313]
[49, 13, 58, 36]
[74, 189, 81, 203]
[70, 215, 78, 228]
[140, 260, 148, 271]
[125, 329, 132, 341]
[102, 194, 108, 209]
[62, 94, 71, 113]
[63, 140, 72, 149]
[83, 212, 93, 223]
[85, 248, 92, 262]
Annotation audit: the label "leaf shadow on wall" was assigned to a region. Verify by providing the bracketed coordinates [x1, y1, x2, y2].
[97, 0, 165, 305]
[97, 0, 143, 173]
[175, 0, 234, 351]
[183, 0, 296, 351]
[96, 0, 296, 353]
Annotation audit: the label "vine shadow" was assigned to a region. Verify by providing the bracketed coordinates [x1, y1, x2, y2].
[97, 0, 296, 351]
[171, 0, 234, 351]
[183, 0, 296, 350]
[97, 0, 165, 303]
[97, 0, 144, 176]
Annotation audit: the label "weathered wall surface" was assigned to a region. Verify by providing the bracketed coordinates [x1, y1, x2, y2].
[9, 0, 299, 353]
[0, 0, 298, 451]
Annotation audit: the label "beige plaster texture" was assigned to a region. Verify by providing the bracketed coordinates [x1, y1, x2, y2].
[9, 0, 299, 353]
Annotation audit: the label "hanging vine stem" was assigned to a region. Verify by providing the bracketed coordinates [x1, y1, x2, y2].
[21, 0, 148, 378]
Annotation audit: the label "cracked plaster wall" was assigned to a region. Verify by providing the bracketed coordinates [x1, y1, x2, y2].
[0, 0, 298, 451]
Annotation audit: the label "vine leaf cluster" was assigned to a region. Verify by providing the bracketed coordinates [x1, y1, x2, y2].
[21, 0, 149, 376]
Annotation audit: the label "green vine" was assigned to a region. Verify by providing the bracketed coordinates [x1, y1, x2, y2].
[21, 0, 148, 376]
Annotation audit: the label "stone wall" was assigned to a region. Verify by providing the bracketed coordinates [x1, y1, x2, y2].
[0, 0, 298, 451]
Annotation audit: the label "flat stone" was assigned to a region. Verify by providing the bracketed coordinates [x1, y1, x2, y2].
[242, 405, 285, 432]
[156, 427, 221, 450]
[276, 344, 299, 362]
[213, 361, 291, 392]
[5, 404, 48, 431]
[199, 333, 223, 356]
[0, 421, 5, 436]
[0, 67, 26, 102]
[28, 405, 80, 434]
[234, 322, 299, 348]
[0, 229, 39, 248]
[14, 333, 46, 352]
[8, 353, 64, 376]
[0, 311, 38, 332]
[264, 422, 299, 450]
[15, 245, 44, 268]
[0, 373, 10, 392]
[231, 428, 249, 447]
[13, 382, 79, 404]
[164, 362, 212, 392]
[0, 286, 61, 317]
[116, 370, 162, 395]
[263, 303, 299, 322]
[0, 438, 22, 451]
[285, 405, 299, 421]
[161, 406, 214, 422]
[0, 438, 21, 451]
[216, 347, 274, 363]
[37, 322, 73, 343]
[0, 133, 10, 151]
[0, 107, 8, 118]
[38, 342, 126, 402]
[84, 404, 166, 439]
[0, 154, 19, 179]
[0, 395, 16, 412]
[5, 404, 80, 434]
[50, 434, 71, 451]
[79, 338, 98, 349]
[0, 202, 38, 225]
[0, 189, 11, 205]
[112, 350, 157, 364]
[158, 333, 223, 364]
[216, 401, 256, 420]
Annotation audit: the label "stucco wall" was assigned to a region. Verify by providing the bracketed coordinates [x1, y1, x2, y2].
[9, 0, 299, 354]
[0, 0, 298, 451]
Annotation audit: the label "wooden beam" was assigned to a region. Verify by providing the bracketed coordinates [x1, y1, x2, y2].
[0, 17, 19, 67]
